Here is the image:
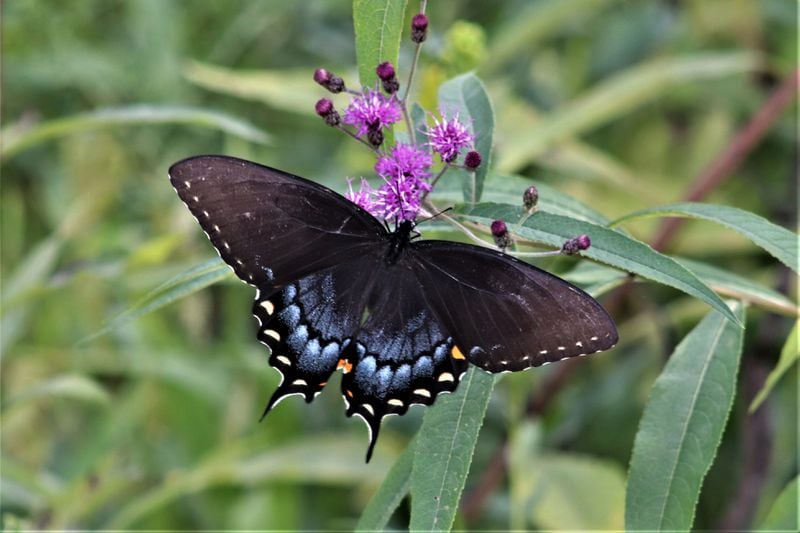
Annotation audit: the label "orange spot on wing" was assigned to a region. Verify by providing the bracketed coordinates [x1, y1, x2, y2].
[451, 345, 466, 360]
[337, 359, 353, 374]
[345, 389, 354, 398]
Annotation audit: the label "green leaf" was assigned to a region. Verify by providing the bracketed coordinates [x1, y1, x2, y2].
[183, 61, 323, 115]
[80, 258, 233, 344]
[1, 105, 271, 161]
[437, 73, 494, 205]
[353, 0, 408, 88]
[613, 202, 799, 273]
[355, 438, 415, 532]
[410, 368, 495, 532]
[433, 173, 610, 225]
[2, 374, 110, 409]
[625, 302, 745, 531]
[757, 476, 799, 531]
[750, 322, 799, 412]
[0, 237, 62, 355]
[108, 434, 392, 528]
[678, 257, 798, 317]
[498, 52, 758, 172]
[513, 451, 626, 530]
[485, 0, 617, 74]
[459, 203, 742, 326]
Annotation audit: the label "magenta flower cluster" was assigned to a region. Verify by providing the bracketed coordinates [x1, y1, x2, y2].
[313, 12, 478, 224]
[427, 112, 474, 163]
[342, 89, 402, 138]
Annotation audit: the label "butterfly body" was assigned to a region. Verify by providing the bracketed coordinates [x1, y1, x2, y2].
[169, 155, 617, 461]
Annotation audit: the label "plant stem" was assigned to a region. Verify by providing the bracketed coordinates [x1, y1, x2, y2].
[336, 125, 379, 153]
[401, 0, 427, 104]
[420, 163, 450, 204]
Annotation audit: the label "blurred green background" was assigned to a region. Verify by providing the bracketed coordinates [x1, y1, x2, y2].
[1, 0, 796, 530]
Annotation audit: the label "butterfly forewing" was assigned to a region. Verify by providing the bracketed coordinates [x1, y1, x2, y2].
[411, 241, 618, 372]
[169, 155, 386, 288]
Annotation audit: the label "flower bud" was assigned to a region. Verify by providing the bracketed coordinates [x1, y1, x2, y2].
[376, 61, 399, 94]
[315, 98, 340, 126]
[523, 185, 539, 212]
[562, 234, 591, 255]
[313, 68, 345, 93]
[464, 150, 482, 169]
[491, 219, 512, 250]
[367, 126, 384, 148]
[411, 13, 429, 43]
[376, 61, 395, 81]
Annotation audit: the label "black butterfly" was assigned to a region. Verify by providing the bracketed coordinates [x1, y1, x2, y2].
[169, 155, 617, 461]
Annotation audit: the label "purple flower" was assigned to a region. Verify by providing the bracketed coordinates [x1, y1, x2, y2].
[426, 112, 474, 162]
[375, 174, 431, 222]
[375, 143, 433, 181]
[343, 89, 402, 138]
[345, 178, 380, 216]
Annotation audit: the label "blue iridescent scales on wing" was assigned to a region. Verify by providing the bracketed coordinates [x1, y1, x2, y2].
[169, 155, 617, 462]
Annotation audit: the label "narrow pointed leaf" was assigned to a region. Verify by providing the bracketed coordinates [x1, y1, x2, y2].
[612, 202, 799, 273]
[459, 203, 741, 326]
[435, 173, 610, 224]
[498, 52, 758, 171]
[353, 0, 407, 88]
[2, 374, 110, 409]
[625, 302, 745, 531]
[80, 258, 233, 344]
[437, 73, 494, 205]
[678, 257, 797, 317]
[410, 368, 495, 531]
[356, 438, 416, 532]
[183, 61, 322, 115]
[750, 322, 799, 412]
[2, 105, 271, 160]
[757, 476, 799, 531]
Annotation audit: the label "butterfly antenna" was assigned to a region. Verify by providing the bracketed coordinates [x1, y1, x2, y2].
[417, 206, 453, 225]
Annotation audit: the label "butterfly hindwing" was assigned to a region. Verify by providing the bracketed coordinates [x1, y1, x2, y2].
[338, 258, 468, 460]
[169, 155, 386, 288]
[412, 241, 618, 372]
[253, 255, 382, 412]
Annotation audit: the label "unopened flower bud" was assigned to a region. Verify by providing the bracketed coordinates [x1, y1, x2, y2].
[491, 219, 512, 250]
[376, 61, 399, 94]
[313, 68, 345, 93]
[376, 62, 395, 81]
[562, 234, 591, 255]
[315, 98, 340, 126]
[464, 150, 482, 169]
[411, 13, 429, 43]
[523, 185, 539, 212]
[367, 125, 384, 148]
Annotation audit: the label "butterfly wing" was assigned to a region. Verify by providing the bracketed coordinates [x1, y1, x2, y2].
[337, 256, 468, 461]
[411, 241, 618, 372]
[252, 250, 465, 462]
[169, 155, 386, 288]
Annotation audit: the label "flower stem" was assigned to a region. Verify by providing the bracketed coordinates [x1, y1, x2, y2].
[420, 163, 450, 204]
[401, 0, 427, 104]
[400, 99, 417, 145]
[336, 125, 380, 153]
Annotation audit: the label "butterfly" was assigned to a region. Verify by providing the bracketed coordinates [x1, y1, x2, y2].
[169, 155, 617, 461]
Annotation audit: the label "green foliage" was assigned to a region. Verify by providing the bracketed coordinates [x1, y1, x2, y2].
[625, 302, 745, 531]
[437, 74, 494, 204]
[2, 0, 796, 531]
[353, 0, 408, 88]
